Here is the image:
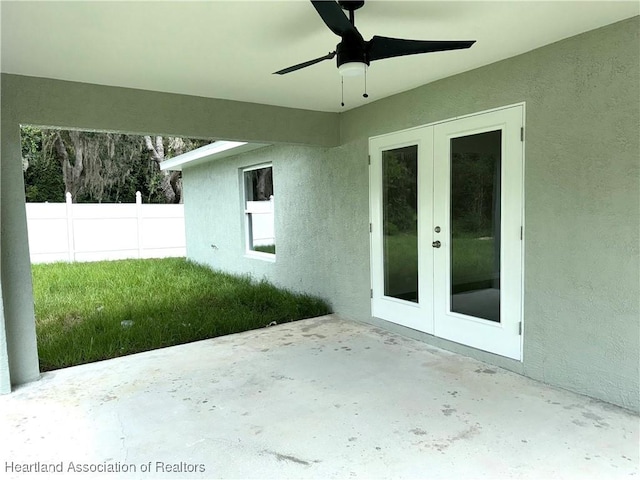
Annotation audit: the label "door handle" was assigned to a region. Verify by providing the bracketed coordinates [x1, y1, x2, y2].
[432, 241, 441, 248]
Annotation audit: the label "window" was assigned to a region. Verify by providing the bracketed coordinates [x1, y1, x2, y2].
[243, 164, 275, 257]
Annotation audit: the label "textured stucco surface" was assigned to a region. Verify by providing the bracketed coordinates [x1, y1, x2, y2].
[340, 17, 640, 411]
[0, 17, 637, 412]
[0, 98, 40, 389]
[0, 75, 340, 146]
[0, 69, 9, 394]
[184, 17, 639, 411]
[183, 140, 371, 320]
[0, 289, 8, 393]
[0, 75, 339, 391]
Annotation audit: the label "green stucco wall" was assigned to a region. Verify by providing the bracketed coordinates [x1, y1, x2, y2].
[0, 75, 339, 392]
[183, 17, 640, 411]
[342, 16, 640, 410]
[183, 141, 371, 320]
[0, 17, 637, 411]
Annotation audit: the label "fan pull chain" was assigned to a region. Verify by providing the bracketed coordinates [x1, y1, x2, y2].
[363, 69, 369, 99]
[341, 76, 345, 107]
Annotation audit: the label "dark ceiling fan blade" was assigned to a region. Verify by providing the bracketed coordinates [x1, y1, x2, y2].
[311, 0, 363, 40]
[273, 51, 337, 75]
[368, 36, 475, 62]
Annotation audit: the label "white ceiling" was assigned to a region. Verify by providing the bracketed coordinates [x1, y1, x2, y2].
[1, 1, 638, 113]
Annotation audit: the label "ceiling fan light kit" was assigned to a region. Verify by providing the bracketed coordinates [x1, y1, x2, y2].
[275, 0, 476, 107]
[338, 62, 368, 77]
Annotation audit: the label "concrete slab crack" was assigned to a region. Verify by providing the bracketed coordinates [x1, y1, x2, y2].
[263, 450, 319, 466]
[116, 412, 129, 463]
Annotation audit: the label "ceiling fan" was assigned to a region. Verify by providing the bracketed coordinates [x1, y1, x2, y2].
[274, 0, 476, 77]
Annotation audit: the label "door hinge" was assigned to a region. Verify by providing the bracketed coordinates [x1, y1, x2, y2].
[370, 289, 373, 299]
[368, 155, 371, 165]
[520, 127, 524, 142]
[520, 226, 523, 240]
[369, 223, 372, 233]
[518, 322, 523, 335]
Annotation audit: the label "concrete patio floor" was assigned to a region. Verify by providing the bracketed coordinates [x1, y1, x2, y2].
[1, 315, 638, 479]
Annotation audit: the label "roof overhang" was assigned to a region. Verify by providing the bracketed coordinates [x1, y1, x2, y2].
[160, 141, 269, 171]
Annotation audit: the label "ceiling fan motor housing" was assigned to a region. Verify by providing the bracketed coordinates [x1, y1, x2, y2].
[336, 40, 370, 67]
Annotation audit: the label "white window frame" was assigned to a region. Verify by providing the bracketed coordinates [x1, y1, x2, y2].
[242, 163, 275, 261]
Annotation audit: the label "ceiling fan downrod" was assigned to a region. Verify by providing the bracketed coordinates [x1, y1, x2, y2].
[338, 0, 364, 25]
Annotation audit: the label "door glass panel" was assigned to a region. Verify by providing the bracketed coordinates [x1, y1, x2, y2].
[382, 145, 418, 302]
[450, 131, 501, 322]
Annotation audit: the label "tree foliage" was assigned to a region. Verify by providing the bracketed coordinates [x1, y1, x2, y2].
[21, 126, 209, 203]
[382, 147, 418, 235]
[22, 126, 65, 203]
[451, 152, 499, 237]
[381, 146, 498, 238]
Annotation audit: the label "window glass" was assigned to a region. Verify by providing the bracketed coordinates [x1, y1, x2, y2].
[244, 166, 275, 255]
[450, 130, 501, 322]
[382, 146, 418, 302]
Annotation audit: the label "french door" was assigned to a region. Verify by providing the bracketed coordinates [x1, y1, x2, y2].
[370, 105, 524, 360]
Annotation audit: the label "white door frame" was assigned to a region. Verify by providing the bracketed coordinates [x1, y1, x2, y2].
[369, 128, 434, 333]
[369, 103, 525, 360]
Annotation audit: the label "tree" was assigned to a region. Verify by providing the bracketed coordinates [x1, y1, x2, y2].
[382, 147, 418, 235]
[44, 130, 144, 203]
[22, 126, 65, 203]
[144, 136, 209, 203]
[144, 136, 179, 204]
[451, 152, 498, 236]
[22, 126, 209, 204]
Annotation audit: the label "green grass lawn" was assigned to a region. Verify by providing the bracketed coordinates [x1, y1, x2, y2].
[253, 244, 276, 254]
[32, 258, 330, 371]
[383, 234, 497, 297]
[383, 234, 419, 298]
[450, 236, 497, 284]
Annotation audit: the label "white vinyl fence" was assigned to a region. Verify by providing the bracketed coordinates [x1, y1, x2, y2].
[26, 192, 186, 264]
[246, 197, 275, 247]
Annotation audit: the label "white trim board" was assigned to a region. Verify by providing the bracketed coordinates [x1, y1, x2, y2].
[160, 141, 269, 171]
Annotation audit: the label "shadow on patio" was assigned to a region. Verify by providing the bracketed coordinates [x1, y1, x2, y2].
[1, 315, 637, 479]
